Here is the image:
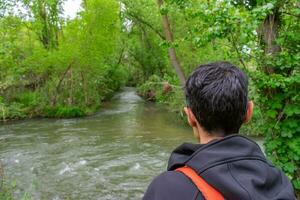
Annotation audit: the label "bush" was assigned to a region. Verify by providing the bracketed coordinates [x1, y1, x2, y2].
[7, 102, 26, 120]
[138, 74, 185, 120]
[14, 92, 45, 117]
[43, 105, 85, 118]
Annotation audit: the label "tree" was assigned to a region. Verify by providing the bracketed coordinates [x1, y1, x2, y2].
[156, 0, 186, 87]
[23, 0, 63, 49]
[120, 0, 168, 83]
[0, 0, 127, 119]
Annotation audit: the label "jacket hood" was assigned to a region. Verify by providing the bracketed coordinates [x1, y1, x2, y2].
[167, 135, 295, 200]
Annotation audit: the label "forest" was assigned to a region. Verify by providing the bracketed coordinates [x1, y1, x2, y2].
[0, 0, 299, 198]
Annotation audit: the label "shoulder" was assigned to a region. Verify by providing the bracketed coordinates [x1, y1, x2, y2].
[143, 171, 204, 200]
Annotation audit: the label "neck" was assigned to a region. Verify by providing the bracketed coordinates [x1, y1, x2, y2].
[195, 124, 223, 144]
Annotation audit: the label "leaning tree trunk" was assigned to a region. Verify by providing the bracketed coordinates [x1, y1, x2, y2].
[156, 0, 186, 87]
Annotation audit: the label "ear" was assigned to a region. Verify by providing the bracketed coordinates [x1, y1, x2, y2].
[184, 107, 197, 127]
[244, 101, 254, 124]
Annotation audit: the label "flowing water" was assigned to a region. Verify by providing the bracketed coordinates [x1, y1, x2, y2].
[0, 88, 263, 200]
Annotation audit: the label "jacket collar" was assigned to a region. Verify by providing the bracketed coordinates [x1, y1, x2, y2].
[167, 135, 266, 173]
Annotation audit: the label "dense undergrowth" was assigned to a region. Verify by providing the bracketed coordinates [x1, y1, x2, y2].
[0, 0, 128, 121]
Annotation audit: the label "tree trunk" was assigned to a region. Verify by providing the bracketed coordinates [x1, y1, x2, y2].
[156, 0, 186, 87]
[81, 72, 88, 105]
[261, 13, 281, 55]
[69, 67, 74, 106]
[38, 0, 51, 49]
[258, 11, 281, 74]
[36, 0, 60, 49]
[51, 61, 74, 106]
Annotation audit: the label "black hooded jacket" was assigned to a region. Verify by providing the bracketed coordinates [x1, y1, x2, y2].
[143, 135, 296, 200]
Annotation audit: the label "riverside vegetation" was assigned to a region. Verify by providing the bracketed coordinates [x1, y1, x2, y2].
[0, 0, 299, 198]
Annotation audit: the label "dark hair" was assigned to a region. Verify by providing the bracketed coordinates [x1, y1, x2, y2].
[185, 61, 248, 136]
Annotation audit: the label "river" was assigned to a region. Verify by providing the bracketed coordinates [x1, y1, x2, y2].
[0, 87, 263, 200]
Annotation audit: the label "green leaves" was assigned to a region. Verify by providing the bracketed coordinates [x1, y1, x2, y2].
[284, 104, 300, 117]
[159, 4, 169, 15]
[0, 0, 127, 120]
[294, 180, 300, 190]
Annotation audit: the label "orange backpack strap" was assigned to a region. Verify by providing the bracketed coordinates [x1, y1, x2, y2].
[176, 166, 224, 200]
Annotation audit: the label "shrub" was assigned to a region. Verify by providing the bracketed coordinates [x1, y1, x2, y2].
[43, 105, 85, 118]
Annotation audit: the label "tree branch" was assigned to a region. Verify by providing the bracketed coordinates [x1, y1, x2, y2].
[281, 12, 300, 18]
[126, 11, 166, 40]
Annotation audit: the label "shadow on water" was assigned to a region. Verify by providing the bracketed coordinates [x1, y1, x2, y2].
[0, 87, 263, 200]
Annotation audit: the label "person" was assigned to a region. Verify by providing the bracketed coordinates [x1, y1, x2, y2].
[143, 61, 296, 200]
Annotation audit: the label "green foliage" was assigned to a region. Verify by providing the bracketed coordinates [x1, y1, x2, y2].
[6, 102, 27, 119]
[43, 105, 84, 118]
[0, 0, 128, 120]
[0, 181, 15, 200]
[138, 74, 185, 117]
[121, 0, 168, 84]
[0, 180, 31, 200]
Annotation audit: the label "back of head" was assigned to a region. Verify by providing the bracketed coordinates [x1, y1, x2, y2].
[185, 61, 248, 136]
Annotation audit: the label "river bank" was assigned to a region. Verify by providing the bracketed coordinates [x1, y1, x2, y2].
[0, 87, 122, 123]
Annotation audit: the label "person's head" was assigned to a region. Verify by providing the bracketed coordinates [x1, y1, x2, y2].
[184, 61, 253, 142]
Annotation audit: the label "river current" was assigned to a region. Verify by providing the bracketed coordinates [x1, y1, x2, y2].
[0, 87, 262, 200]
